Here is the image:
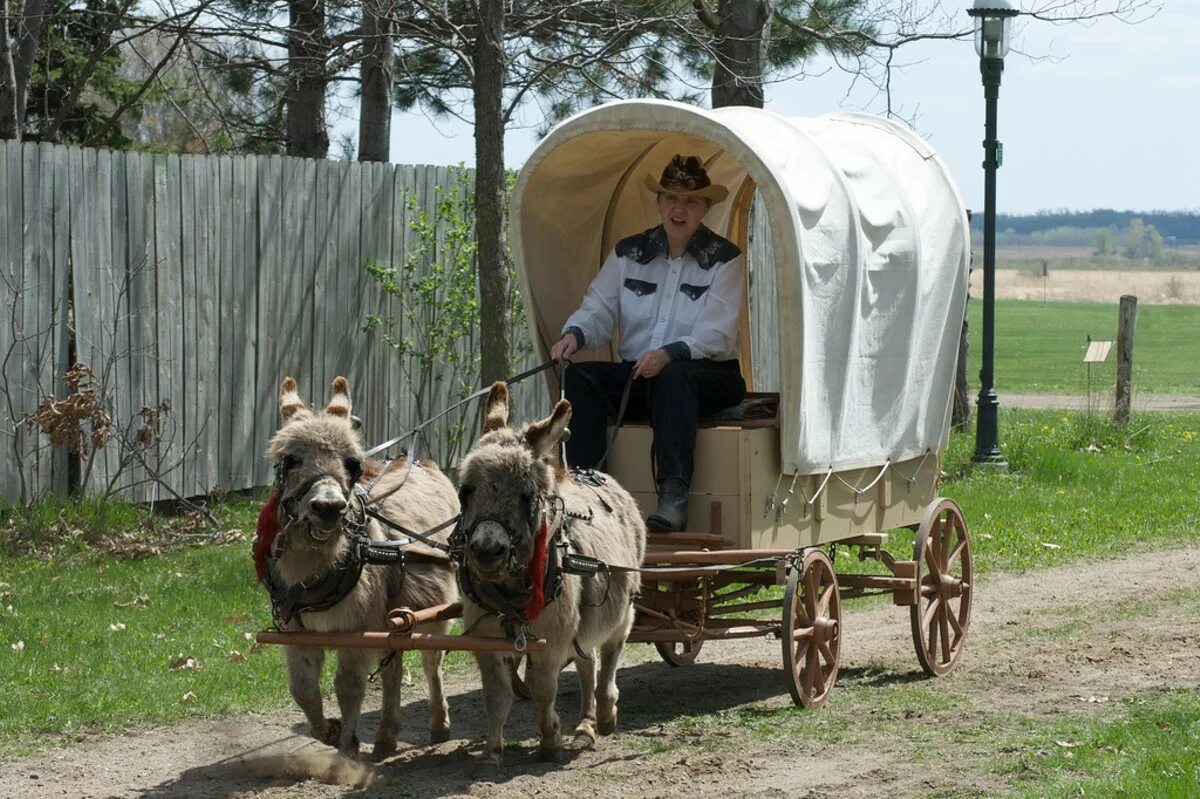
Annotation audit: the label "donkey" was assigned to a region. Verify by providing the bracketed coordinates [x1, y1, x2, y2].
[260, 376, 459, 758]
[455, 382, 646, 766]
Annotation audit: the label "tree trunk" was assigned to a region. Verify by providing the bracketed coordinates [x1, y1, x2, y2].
[14, 0, 49, 126]
[358, 0, 392, 162]
[709, 0, 773, 108]
[952, 310, 970, 430]
[472, 0, 509, 386]
[286, 0, 329, 158]
[0, 0, 20, 139]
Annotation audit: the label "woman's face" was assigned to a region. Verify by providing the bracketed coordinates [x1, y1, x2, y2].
[657, 192, 709, 247]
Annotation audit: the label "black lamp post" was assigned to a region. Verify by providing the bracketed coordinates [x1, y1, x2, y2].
[968, 0, 1018, 469]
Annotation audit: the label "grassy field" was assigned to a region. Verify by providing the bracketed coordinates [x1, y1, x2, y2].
[2, 410, 1199, 795]
[967, 299, 1200, 395]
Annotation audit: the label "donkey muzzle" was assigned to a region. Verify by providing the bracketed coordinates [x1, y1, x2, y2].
[305, 481, 349, 534]
[467, 519, 512, 575]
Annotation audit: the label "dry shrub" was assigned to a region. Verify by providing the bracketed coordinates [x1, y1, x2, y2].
[26, 363, 111, 455]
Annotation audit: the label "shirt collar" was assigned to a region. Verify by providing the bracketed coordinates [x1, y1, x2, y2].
[634, 225, 738, 270]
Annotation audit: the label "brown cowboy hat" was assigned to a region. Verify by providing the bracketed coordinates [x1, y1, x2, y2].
[644, 154, 728, 203]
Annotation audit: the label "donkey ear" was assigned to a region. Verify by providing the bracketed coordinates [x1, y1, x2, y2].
[279, 377, 307, 421]
[524, 399, 572, 458]
[483, 381, 509, 432]
[324, 376, 352, 418]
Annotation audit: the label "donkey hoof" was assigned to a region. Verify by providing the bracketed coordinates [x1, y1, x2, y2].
[318, 719, 343, 747]
[538, 745, 563, 763]
[571, 724, 597, 749]
[337, 734, 360, 757]
[597, 710, 618, 736]
[429, 727, 451, 745]
[472, 756, 502, 778]
[372, 739, 397, 760]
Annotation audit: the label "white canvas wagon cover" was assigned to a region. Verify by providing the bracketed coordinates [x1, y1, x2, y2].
[511, 99, 970, 478]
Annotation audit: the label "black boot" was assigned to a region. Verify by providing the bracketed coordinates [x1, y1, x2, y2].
[646, 478, 689, 533]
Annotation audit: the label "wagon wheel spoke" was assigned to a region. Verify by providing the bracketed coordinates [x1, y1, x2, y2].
[817, 582, 836, 618]
[922, 595, 942, 629]
[940, 520, 955, 571]
[948, 607, 965, 641]
[946, 536, 967, 570]
[805, 645, 820, 696]
[938, 603, 952, 663]
[803, 568, 819, 621]
[924, 540, 943, 578]
[792, 626, 814, 641]
[817, 640, 836, 669]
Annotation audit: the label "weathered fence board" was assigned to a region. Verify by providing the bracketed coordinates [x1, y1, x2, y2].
[1, 146, 620, 503]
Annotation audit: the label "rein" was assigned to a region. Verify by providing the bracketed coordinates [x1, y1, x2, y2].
[363, 360, 559, 460]
[563, 364, 635, 472]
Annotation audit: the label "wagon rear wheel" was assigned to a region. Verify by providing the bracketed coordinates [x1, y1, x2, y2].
[910, 498, 973, 677]
[782, 549, 841, 708]
[655, 640, 704, 666]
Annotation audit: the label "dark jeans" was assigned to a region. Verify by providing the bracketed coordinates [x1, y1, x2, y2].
[563, 359, 746, 485]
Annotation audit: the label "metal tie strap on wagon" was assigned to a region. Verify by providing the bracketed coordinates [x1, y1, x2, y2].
[509, 99, 976, 707]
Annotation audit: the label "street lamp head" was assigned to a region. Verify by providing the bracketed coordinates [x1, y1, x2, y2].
[967, 0, 1020, 60]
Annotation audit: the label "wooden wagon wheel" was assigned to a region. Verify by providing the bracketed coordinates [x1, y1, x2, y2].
[655, 639, 704, 666]
[781, 549, 841, 708]
[910, 498, 973, 677]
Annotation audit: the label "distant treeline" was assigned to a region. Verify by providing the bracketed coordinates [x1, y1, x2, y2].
[970, 210, 1200, 244]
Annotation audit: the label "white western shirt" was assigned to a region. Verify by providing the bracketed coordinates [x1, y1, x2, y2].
[562, 225, 744, 363]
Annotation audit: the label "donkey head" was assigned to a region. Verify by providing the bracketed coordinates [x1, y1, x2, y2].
[456, 382, 572, 582]
[268, 376, 365, 543]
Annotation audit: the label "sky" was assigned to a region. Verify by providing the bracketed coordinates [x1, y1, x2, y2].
[345, 1, 1199, 215]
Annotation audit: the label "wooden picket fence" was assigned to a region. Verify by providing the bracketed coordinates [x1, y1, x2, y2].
[0, 142, 546, 503]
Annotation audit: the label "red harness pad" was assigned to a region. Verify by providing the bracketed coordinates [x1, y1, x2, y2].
[253, 493, 280, 582]
[523, 520, 550, 621]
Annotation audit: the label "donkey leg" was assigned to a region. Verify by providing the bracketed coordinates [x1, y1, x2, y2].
[596, 637, 626, 736]
[374, 652, 404, 759]
[285, 645, 336, 743]
[475, 652, 514, 767]
[571, 647, 599, 748]
[527, 652, 566, 762]
[420, 647, 451, 744]
[332, 649, 370, 756]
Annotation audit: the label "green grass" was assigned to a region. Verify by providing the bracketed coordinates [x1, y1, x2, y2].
[0, 493, 486, 757]
[939, 409, 1200, 574]
[1004, 690, 1200, 798]
[0, 543, 289, 751]
[968, 299, 1200, 395]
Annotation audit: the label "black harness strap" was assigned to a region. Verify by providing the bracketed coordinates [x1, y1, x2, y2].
[363, 506, 457, 554]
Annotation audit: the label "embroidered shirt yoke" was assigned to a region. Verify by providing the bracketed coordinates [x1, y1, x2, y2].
[562, 225, 744, 362]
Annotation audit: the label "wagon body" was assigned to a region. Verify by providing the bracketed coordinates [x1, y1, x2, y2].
[510, 99, 969, 548]
[510, 99, 975, 703]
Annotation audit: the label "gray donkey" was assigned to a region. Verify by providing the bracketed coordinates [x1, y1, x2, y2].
[455, 382, 646, 766]
[262, 376, 458, 757]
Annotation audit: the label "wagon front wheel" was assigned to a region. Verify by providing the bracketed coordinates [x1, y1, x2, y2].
[655, 639, 703, 666]
[782, 549, 841, 708]
[910, 498, 973, 677]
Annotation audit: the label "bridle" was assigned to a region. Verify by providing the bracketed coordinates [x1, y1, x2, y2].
[450, 488, 569, 647]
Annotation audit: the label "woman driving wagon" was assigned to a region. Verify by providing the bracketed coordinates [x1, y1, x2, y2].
[550, 155, 746, 533]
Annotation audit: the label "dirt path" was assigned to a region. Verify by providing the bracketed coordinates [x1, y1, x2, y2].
[4, 546, 1199, 799]
[1006, 393, 1200, 411]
